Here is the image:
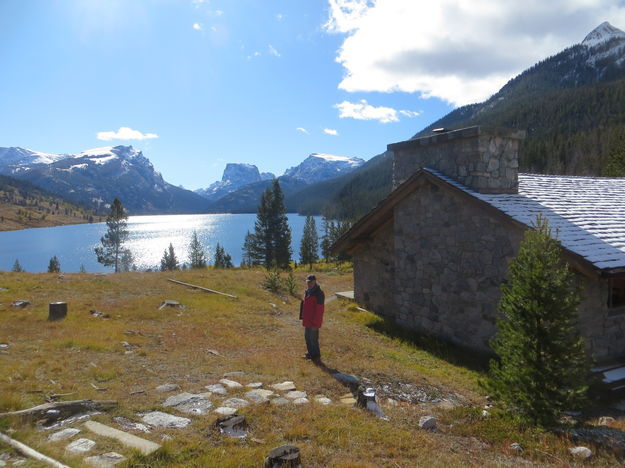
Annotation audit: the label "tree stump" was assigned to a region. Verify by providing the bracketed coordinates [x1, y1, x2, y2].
[48, 302, 67, 321]
[264, 445, 301, 468]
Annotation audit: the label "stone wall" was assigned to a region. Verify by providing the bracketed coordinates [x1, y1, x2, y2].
[391, 178, 523, 352]
[578, 276, 625, 360]
[353, 222, 395, 317]
[390, 127, 525, 194]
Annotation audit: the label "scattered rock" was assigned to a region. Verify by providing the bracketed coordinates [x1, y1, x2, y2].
[141, 411, 191, 428]
[598, 416, 616, 426]
[0, 344, 9, 349]
[565, 426, 625, 455]
[223, 371, 246, 378]
[49, 427, 81, 441]
[332, 373, 360, 387]
[436, 400, 457, 410]
[205, 384, 228, 395]
[509, 442, 523, 452]
[222, 398, 249, 408]
[161, 434, 173, 441]
[246, 389, 274, 404]
[293, 398, 310, 405]
[271, 381, 296, 392]
[89, 310, 110, 319]
[206, 349, 221, 356]
[112, 416, 151, 433]
[123, 330, 142, 335]
[340, 396, 357, 405]
[247, 382, 263, 389]
[270, 398, 289, 406]
[418, 416, 437, 431]
[11, 300, 30, 308]
[66, 437, 96, 453]
[84, 451, 126, 467]
[215, 414, 247, 438]
[284, 391, 307, 400]
[219, 378, 243, 389]
[84, 420, 161, 456]
[481, 410, 491, 418]
[314, 396, 332, 405]
[214, 407, 238, 416]
[385, 398, 399, 407]
[155, 384, 180, 393]
[163, 392, 213, 415]
[569, 446, 593, 459]
[158, 300, 184, 310]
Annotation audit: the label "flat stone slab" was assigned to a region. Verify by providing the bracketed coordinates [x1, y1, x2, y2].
[205, 384, 228, 395]
[112, 416, 151, 433]
[340, 397, 357, 405]
[271, 398, 289, 406]
[314, 396, 332, 405]
[219, 378, 243, 389]
[245, 389, 274, 404]
[335, 291, 354, 300]
[223, 398, 249, 408]
[84, 451, 127, 467]
[247, 382, 263, 389]
[271, 381, 296, 392]
[66, 438, 96, 454]
[214, 407, 238, 416]
[293, 398, 310, 405]
[141, 411, 191, 428]
[155, 383, 180, 393]
[49, 428, 81, 441]
[85, 420, 161, 456]
[163, 392, 213, 415]
[285, 391, 307, 399]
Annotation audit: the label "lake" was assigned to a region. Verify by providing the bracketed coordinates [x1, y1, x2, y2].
[0, 214, 323, 273]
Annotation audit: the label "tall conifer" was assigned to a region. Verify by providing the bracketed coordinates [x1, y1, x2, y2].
[95, 198, 130, 273]
[299, 215, 319, 269]
[484, 216, 590, 426]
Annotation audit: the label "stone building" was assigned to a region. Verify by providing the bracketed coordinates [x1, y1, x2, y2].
[332, 126, 625, 361]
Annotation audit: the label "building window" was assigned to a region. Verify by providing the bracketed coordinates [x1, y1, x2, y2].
[608, 278, 625, 311]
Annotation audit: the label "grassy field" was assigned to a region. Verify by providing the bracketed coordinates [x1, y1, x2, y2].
[0, 268, 623, 467]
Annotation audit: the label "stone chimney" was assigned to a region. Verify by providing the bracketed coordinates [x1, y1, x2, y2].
[388, 126, 526, 194]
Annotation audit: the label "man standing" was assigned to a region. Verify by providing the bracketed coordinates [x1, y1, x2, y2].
[301, 274, 325, 361]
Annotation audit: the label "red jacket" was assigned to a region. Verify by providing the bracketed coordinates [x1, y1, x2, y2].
[301, 285, 325, 328]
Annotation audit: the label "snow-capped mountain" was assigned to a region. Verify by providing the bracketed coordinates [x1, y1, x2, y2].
[582, 21, 625, 48]
[0, 145, 208, 214]
[283, 153, 364, 184]
[195, 163, 275, 201]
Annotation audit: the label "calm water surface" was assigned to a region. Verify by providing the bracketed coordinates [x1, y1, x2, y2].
[0, 214, 321, 273]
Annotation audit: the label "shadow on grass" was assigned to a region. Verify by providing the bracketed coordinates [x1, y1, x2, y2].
[361, 314, 491, 373]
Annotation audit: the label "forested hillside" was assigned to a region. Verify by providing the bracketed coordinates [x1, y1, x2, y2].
[0, 174, 96, 231]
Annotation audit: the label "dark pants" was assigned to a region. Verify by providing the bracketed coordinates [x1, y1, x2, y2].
[304, 327, 320, 359]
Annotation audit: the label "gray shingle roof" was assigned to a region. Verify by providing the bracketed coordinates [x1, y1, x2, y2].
[427, 169, 625, 272]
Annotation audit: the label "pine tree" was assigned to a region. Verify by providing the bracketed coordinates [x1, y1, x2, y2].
[160, 243, 179, 271]
[12, 259, 24, 272]
[214, 243, 233, 268]
[245, 179, 292, 269]
[47, 255, 61, 273]
[95, 198, 129, 273]
[299, 215, 319, 269]
[188, 231, 207, 269]
[120, 249, 135, 272]
[483, 216, 590, 426]
[241, 231, 257, 267]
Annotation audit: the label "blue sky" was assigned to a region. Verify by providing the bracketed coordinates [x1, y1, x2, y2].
[1, 1, 624, 190]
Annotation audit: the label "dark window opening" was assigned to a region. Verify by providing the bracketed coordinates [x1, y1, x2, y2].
[608, 278, 625, 309]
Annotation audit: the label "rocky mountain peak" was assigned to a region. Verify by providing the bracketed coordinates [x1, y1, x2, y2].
[284, 153, 364, 184]
[582, 21, 625, 48]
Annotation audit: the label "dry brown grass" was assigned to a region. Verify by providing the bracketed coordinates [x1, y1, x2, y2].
[0, 269, 622, 466]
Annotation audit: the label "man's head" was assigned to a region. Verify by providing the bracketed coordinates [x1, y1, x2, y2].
[306, 274, 317, 288]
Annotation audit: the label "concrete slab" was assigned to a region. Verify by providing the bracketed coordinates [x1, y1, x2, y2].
[84, 421, 161, 455]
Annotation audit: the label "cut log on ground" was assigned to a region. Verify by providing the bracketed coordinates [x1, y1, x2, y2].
[0, 432, 71, 468]
[167, 278, 238, 299]
[0, 399, 117, 425]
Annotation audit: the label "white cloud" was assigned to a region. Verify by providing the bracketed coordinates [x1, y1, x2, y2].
[324, 128, 339, 136]
[334, 99, 419, 123]
[214, 9, 224, 16]
[325, 0, 625, 106]
[97, 127, 158, 141]
[276, 13, 285, 21]
[268, 44, 281, 57]
[296, 127, 310, 134]
[192, 22, 202, 31]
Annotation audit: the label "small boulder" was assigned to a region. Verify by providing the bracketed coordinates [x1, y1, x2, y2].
[293, 398, 310, 405]
[247, 382, 263, 389]
[271, 398, 289, 406]
[163, 392, 213, 415]
[222, 398, 249, 408]
[314, 396, 332, 405]
[509, 442, 523, 452]
[49, 428, 81, 442]
[141, 411, 191, 428]
[569, 446, 592, 459]
[598, 416, 616, 426]
[245, 389, 274, 404]
[84, 452, 126, 467]
[418, 416, 437, 431]
[65, 438, 96, 454]
[214, 407, 238, 416]
[219, 378, 243, 389]
[155, 383, 180, 393]
[271, 381, 296, 392]
[11, 300, 30, 308]
[205, 383, 228, 395]
[285, 391, 307, 400]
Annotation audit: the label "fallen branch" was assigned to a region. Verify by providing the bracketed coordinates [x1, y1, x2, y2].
[0, 432, 71, 468]
[0, 399, 117, 425]
[167, 278, 238, 299]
